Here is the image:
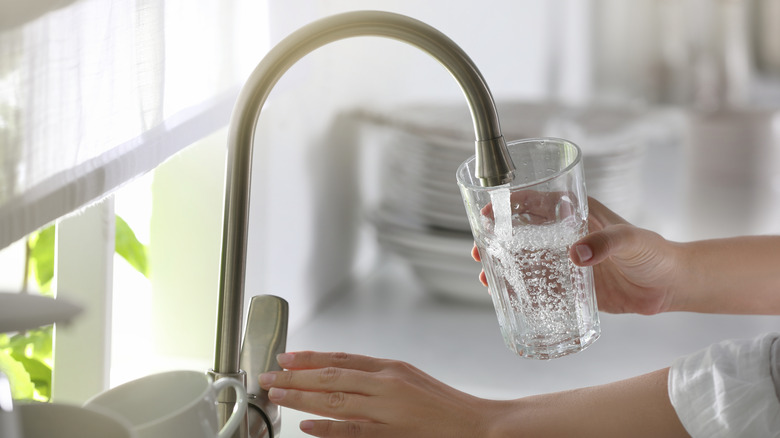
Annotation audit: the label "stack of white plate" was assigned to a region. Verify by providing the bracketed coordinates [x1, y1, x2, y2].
[358, 101, 667, 304]
[376, 128, 473, 233]
[542, 105, 653, 219]
[369, 207, 484, 304]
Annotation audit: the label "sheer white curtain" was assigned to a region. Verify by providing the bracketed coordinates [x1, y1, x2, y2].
[0, 0, 268, 249]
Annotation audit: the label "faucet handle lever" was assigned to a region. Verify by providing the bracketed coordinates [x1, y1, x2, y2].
[240, 295, 288, 438]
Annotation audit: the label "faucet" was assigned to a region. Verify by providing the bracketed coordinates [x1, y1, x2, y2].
[211, 10, 515, 438]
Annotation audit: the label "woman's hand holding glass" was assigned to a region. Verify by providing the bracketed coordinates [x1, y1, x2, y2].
[473, 196, 682, 315]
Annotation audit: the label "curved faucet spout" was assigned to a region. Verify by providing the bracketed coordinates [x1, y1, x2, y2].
[212, 10, 515, 436]
[215, 9, 514, 376]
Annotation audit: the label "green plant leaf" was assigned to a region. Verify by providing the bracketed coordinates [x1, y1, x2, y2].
[0, 350, 35, 400]
[9, 355, 51, 400]
[7, 327, 53, 363]
[115, 215, 150, 278]
[3, 327, 53, 401]
[13, 216, 149, 402]
[28, 225, 55, 294]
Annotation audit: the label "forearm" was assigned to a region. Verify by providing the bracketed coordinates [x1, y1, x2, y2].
[673, 236, 780, 314]
[490, 368, 688, 438]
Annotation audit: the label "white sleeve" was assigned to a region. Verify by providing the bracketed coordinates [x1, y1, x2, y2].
[668, 332, 780, 437]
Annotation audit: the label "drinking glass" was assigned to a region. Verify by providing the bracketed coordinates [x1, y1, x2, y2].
[456, 137, 600, 359]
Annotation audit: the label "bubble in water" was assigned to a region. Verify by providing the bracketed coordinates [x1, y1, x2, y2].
[481, 217, 591, 348]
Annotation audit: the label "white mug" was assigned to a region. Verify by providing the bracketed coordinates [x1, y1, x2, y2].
[16, 401, 137, 438]
[84, 370, 247, 438]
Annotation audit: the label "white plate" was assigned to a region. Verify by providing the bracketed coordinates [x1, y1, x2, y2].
[411, 264, 491, 305]
[370, 208, 493, 304]
[0, 292, 83, 333]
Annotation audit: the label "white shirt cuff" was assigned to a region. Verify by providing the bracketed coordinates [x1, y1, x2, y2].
[668, 332, 780, 437]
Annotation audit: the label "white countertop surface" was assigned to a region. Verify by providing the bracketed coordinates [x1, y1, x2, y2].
[280, 253, 780, 437]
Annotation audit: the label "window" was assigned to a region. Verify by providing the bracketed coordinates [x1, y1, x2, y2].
[0, 0, 269, 402]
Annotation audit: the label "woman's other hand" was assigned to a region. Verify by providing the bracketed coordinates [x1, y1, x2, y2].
[258, 351, 506, 438]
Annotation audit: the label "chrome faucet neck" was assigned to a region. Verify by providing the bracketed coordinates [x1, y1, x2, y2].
[214, 9, 513, 376]
[212, 10, 514, 437]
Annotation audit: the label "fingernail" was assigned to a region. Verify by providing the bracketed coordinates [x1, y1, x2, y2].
[300, 420, 315, 433]
[575, 244, 593, 262]
[277, 352, 293, 367]
[268, 387, 287, 401]
[259, 373, 275, 387]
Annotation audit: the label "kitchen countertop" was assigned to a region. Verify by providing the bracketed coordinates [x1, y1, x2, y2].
[280, 252, 780, 436]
